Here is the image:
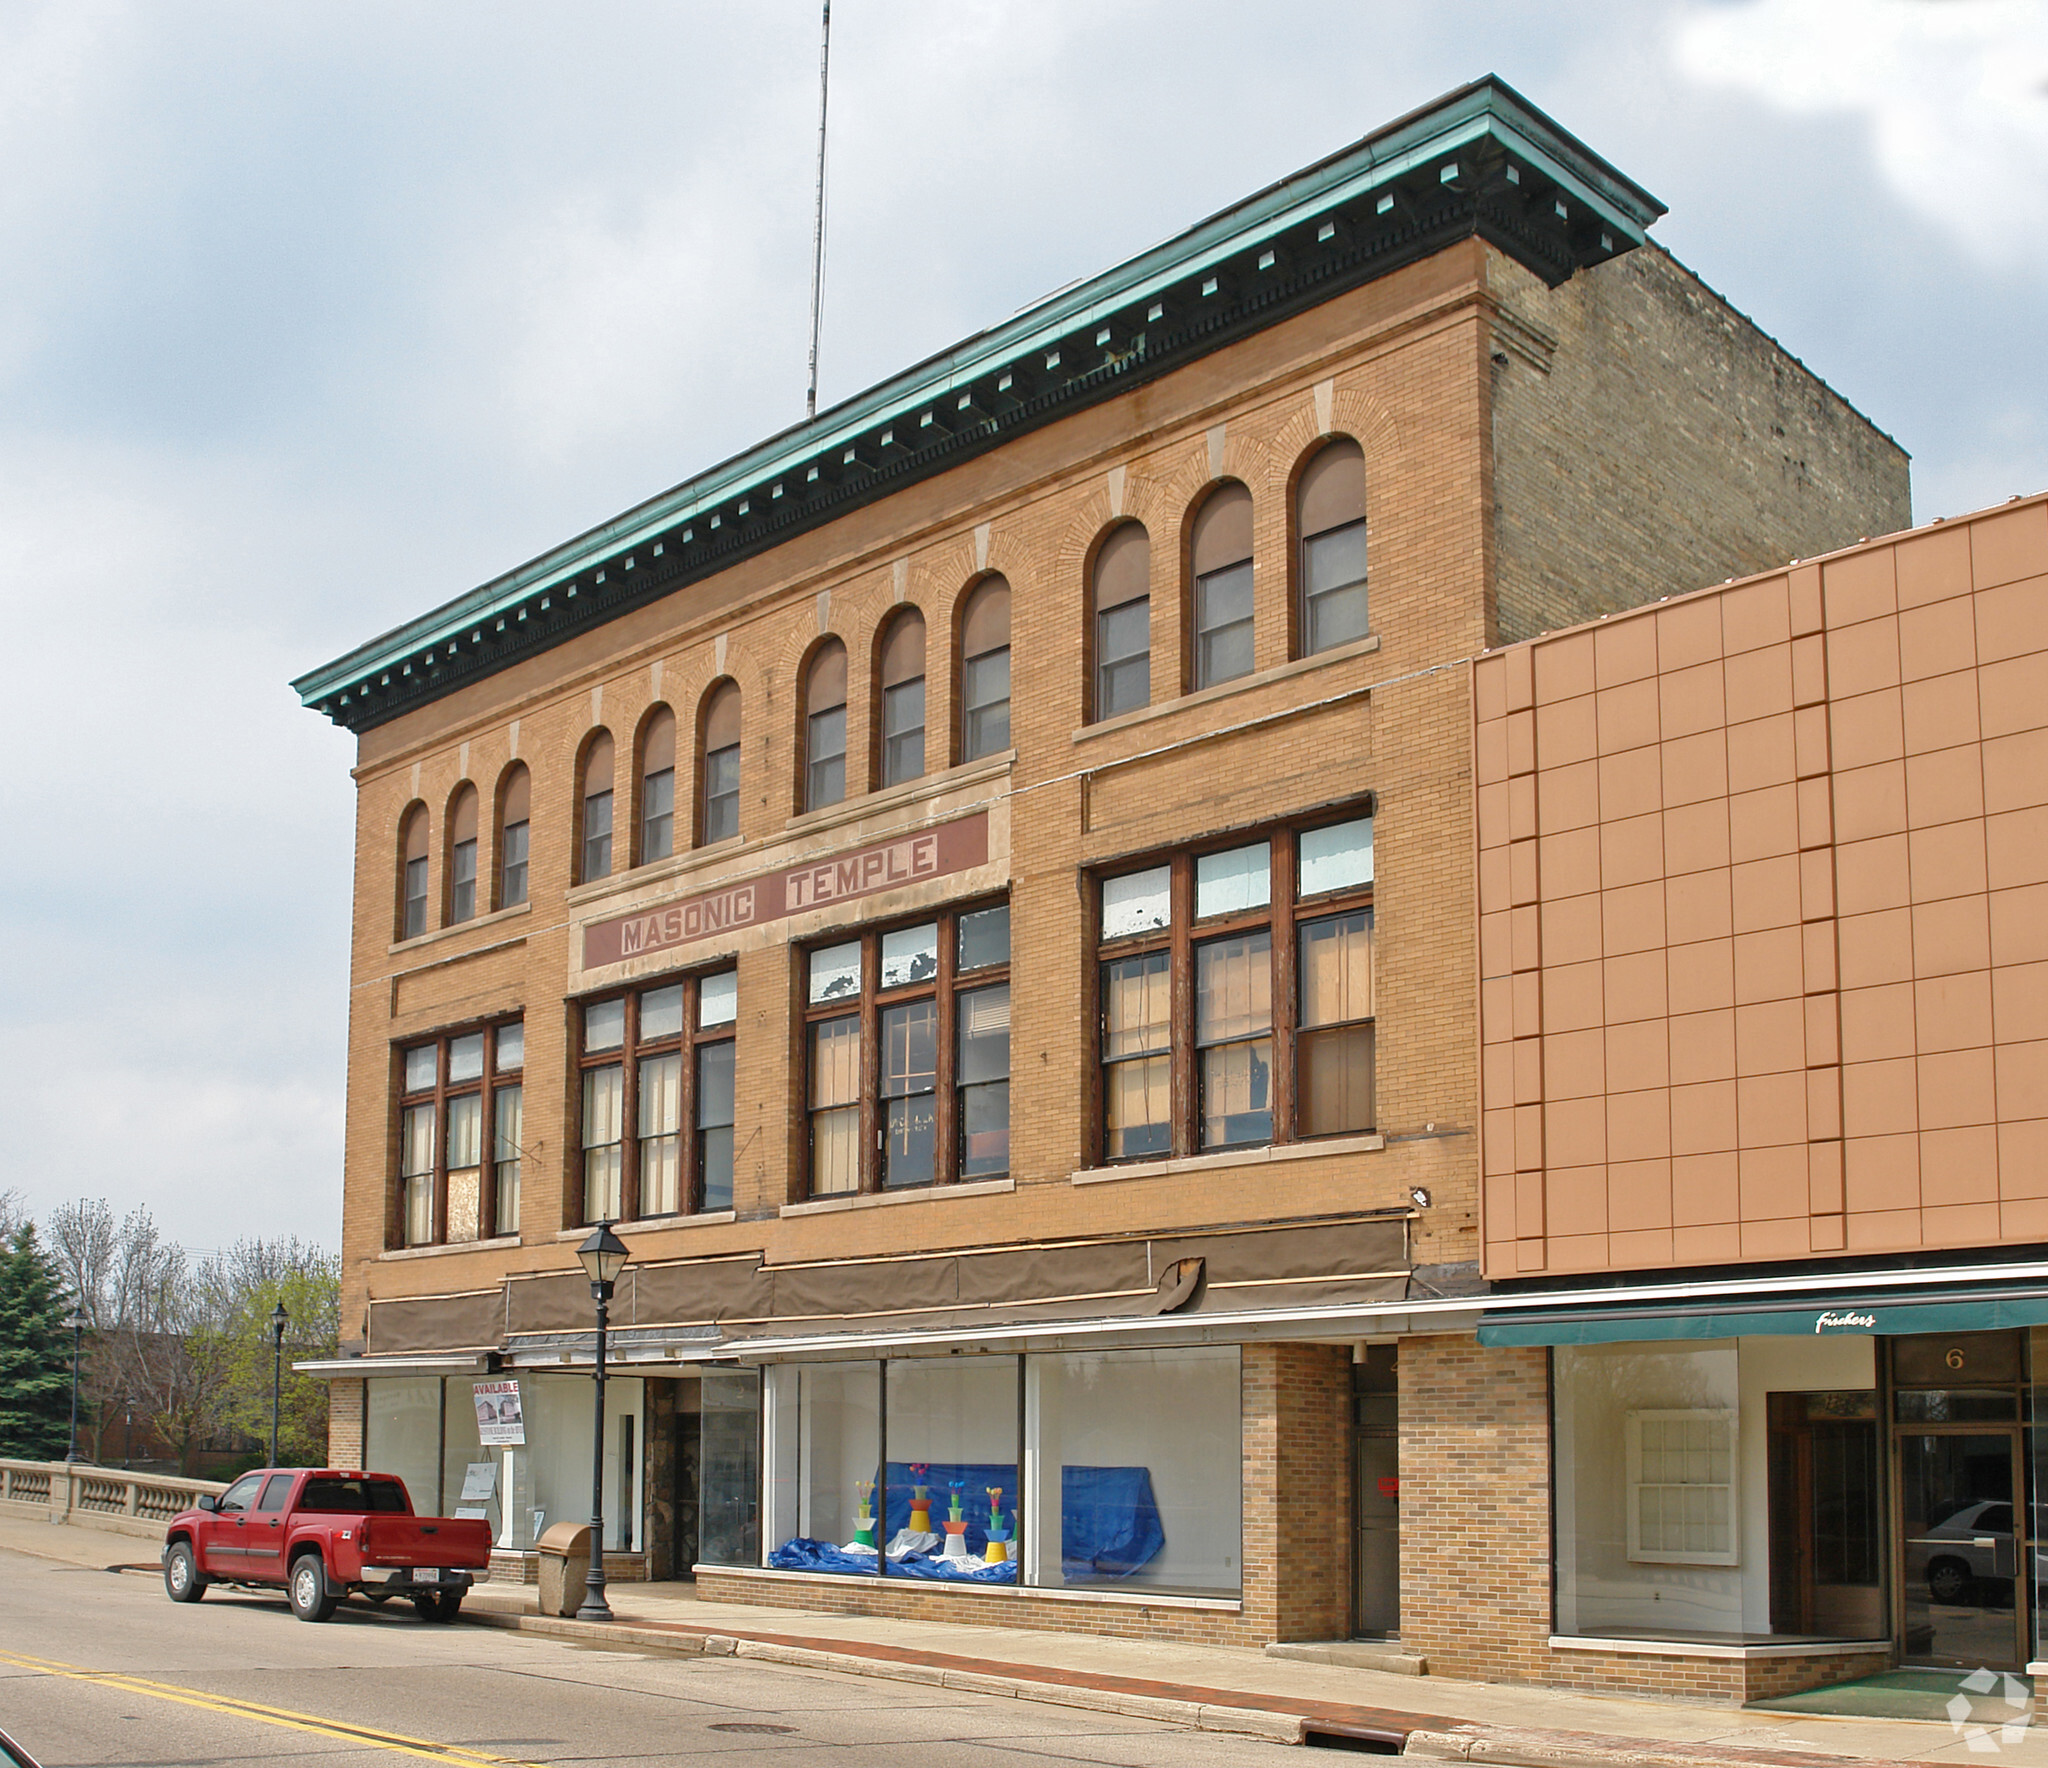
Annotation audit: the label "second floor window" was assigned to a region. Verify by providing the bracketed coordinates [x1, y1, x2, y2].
[641, 707, 676, 863]
[498, 764, 530, 908]
[959, 578, 1011, 762]
[1298, 438, 1368, 654]
[395, 1018, 524, 1247]
[579, 970, 738, 1223]
[878, 609, 926, 787]
[448, 785, 478, 924]
[701, 681, 741, 844]
[1097, 812, 1374, 1164]
[1191, 484, 1254, 689]
[803, 901, 1010, 1197]
[581, 731, 615, 882]
[805, 641, 848, 812]
[400, 807, 429, 939]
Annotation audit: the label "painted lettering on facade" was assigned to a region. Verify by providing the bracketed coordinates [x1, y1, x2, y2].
[581, 813, 988, 969]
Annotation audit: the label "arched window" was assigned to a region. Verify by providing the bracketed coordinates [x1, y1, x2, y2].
[959, 577, 1011, 762]
[580, 732, 615, 883]
[639, 707, 676, 864]
[496, 764, 530, 909]
[1190, 484, 1254, 689]
[878, 609, 926, 786]
[399, 806, 429, 939]
[447, 786, 479, 924]
[700, 682, 741, 845]
[804, 641, 849, 811]
[1298, 439, 1368, 654]
[1092, 522, 1151, 720]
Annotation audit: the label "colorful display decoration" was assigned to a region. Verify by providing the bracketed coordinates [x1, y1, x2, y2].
[907, 1464, 932, 1533]
[984, 1487, 1010, 1564]
[942, 1481, 970, 1559]
[852, 1478, 876, 1548]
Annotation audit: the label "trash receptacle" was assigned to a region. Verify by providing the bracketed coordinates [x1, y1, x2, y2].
[537, 1521, 593, 1617]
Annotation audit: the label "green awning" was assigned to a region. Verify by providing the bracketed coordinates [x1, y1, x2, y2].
[1476, 1288, 2048, 1347]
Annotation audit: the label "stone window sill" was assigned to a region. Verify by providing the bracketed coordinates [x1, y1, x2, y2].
[781, 752, 1015, 841]
[1072, 1134, 1384, 1185]
[1071, 634, 1380, 745]
[552, 1212, 737, 1241]
[388, 901, 531, 958]
[781, 1176, 1016, 1217]
[378, 1234, 523, 1262]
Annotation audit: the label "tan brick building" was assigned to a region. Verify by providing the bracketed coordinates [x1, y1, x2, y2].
[294, 79, 1917, 1692]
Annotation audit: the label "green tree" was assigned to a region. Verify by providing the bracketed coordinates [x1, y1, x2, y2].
[201, 1241, 341, 1469]
[0, 1224, 74, 1460]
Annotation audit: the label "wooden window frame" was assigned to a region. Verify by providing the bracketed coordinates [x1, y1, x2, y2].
[799, 899, 1011, 1199]
[1091, 806, 1374, 1166]
[576, 967, 739, 1226]
[391, 1015, 525, 1249]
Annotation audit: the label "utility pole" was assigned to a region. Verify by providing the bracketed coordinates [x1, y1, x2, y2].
[805, 1, 832, 420]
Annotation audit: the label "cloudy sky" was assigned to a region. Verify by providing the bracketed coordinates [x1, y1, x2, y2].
[0, 0, 2042, 1252]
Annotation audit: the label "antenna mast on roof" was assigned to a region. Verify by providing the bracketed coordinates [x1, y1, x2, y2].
[805, 0, 832, 421]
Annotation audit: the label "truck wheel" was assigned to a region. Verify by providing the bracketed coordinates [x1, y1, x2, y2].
[289, 1555, 337, 1623]
[163, 1542, 207, 1604]
[413, 1591, 462, 1622]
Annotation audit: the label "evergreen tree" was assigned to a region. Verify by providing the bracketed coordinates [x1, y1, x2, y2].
[0, 1224, 74, 1459]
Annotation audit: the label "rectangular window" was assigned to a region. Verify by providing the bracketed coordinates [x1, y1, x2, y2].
[499, 819, 529, 907]
[392, 1016, 523, 1248]
[642, 767, 675, 863]
[1097, 598, 1150, 719]
[801, 901, 1010, 1196]
[807, 706, 847, 810]
[450, 838, 477, 924]
[882, 678, 925, 787]
[578, 969, 738, 1223]
[403, 856, 429, 939]
[583, 790, 614, 882]
[1095, 809, 1372, 1163]
[1629, 1411, 1738, 1565]
[1194, 560, 1254, 687]
[962, 649, 1011, 761]
[1303, 520, 1368, 653]
[703, 745, 740, 843]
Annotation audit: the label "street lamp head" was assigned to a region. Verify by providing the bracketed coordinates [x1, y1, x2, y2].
[577, 1222, 631, 1294]
[62, 1312, 82, 1333]
[270, 1300, 289, 1342]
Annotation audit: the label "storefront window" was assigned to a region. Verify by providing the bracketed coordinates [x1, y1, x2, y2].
[365, 1376, 443, 1514]
[1025, 1346, 1241, 1596]
[765, 1362, 881, 1574]
[884, 1357, 1019, 1582]
[699, 1370, 760, 1569]
[1554, 1337, 1880, 1642]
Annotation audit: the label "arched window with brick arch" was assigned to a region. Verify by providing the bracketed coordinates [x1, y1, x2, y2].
[578, 730, 615, 883]
[398, 804, 430, 939]
[446, 785, 479, 925]
[1091, 521, 1151, 721]
[637, 705, 677, 864]
[803, 640, 849, 812]
[876, 608, 926, 787]
[958, 577, 1011, 763]
[1296, 438, 1368, 655]
[1189, 482, 1253, 690]
[495, 764, 531, 909]
[699, 681, 741, 845]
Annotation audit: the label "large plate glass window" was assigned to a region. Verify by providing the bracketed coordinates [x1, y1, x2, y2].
[393, 1015, 524, 1247]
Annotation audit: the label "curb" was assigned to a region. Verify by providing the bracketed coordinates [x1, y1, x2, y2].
[459, 1606, 1306, 1742]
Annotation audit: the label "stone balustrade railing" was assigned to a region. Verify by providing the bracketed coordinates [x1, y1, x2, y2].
[0, 1458, 228, 1541]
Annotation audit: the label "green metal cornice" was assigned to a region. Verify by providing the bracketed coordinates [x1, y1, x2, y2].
[294, 76, 1663, 732]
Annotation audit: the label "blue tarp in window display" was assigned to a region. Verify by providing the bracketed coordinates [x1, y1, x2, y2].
[1061, 1465, 1165, 1580]
[765, 1537, 1019, 1582]
[882, 1461, 1018, 1556]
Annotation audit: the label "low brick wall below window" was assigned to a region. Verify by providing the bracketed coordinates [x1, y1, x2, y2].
[1543, 1644, 1895, 1705]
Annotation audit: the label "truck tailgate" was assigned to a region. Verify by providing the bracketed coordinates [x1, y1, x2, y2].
[357, 1517, 494, 1568]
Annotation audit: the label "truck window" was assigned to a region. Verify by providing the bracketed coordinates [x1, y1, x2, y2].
[256, 1475, 293, 1512]
[216, 1473, 263, 1515]
[299, 1477, 411, 1514]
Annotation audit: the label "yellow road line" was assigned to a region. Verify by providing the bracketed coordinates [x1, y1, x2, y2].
[0, 1647, 544, 1765]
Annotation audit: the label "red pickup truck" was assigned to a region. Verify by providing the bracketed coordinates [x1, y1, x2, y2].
[162, 1468, 493, 1623]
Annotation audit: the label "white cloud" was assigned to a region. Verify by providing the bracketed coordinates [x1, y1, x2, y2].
[1674, 0, 2048, 271]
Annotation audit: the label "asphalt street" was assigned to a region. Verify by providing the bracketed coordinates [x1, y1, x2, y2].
[0, 1546, 1280, 1767]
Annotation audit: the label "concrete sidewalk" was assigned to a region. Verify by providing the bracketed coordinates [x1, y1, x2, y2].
[4, 1510, 2040, 1765]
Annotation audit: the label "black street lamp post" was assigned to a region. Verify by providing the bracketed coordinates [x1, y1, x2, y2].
[269, 1302, 289, 1466]
[574, 1223, 630, 1622]
[62, 1313, 84, 1464]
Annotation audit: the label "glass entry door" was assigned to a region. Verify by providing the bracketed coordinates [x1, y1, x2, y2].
[1352, 1345, 1398, 1637]
[1899, 1428, 2026, 1670]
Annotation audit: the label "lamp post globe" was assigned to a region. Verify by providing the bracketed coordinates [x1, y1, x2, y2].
[61, 1313, 84, 1464]
[269, 1302, 289, 1468]
[574, 1223, 630, 1622]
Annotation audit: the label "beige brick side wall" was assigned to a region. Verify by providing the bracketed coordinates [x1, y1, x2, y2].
[327, 1378, 364, 1472]
[1488, 245, 1912, 649]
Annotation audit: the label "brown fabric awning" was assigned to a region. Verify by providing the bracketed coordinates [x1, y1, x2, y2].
[365, 1287, 504, 1356]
